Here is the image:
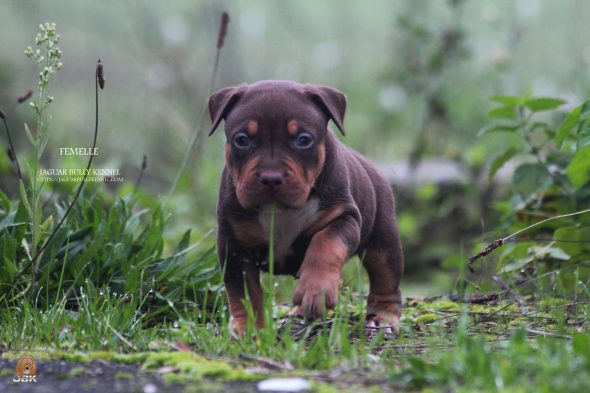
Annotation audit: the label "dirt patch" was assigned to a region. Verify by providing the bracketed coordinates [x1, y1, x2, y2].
[0, 357, 164, 393]
[0, 358, 257, 393]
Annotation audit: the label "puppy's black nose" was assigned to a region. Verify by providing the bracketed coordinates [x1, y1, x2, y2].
[258, 170, 284, 189]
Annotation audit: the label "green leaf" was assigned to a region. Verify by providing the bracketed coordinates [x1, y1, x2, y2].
[498, 256, 532, 275]
[487, 106, 518, 120]
[573, 334, 590, 365]
[442, 255, 464, 268]
[554, 226, 590, 257]
[18, 179, 32, 217]
[477, 123, 520, 137]
[38, 130, 50, 157]
[555, 105, 581, 148]
[490, 95, 525, 107]
[21, 160, 34, 189]
[578, 100, 590, 122]
[512, 163, 554, 196]
[21, 237, 32, 261]
[572, 100, 590, 149]
[577, 118, 590, 149]
[499, 246, 570, 274]
[24, 122, 36, 146]
[0, 200, 19, 232]
[524, 97, 565, 112]
[498, 241, 534, 270]
[544, 247, 571, 260]
[566, 145, 590, 188]
[0, 189, 10, 210]
[543, 128, 556, 139]
[488, 148, 518, 182]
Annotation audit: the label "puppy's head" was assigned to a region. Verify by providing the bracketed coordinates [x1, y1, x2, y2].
[208, 80, 346, 210]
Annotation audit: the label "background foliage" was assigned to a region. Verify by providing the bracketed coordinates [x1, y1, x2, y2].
[2, 0, 590, 286]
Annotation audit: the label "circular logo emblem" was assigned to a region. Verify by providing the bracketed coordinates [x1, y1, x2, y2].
[15, 354, 37, 380]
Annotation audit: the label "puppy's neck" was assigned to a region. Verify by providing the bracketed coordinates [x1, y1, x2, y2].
[257, 198, 320, 262]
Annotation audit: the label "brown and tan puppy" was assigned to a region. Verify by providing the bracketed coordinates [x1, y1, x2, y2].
[208, 80, 404, 335]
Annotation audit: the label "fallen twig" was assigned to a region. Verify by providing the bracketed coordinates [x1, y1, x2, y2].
[526, 327, 571, 339]
[466, 293, 499, 304]
[468, 208, 590, 272]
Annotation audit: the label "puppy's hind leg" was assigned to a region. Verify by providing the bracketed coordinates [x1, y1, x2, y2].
[362, 245, 404, 337]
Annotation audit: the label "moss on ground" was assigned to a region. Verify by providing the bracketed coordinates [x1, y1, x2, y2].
[414, 313, 439, 324]
[142, 351, 263, 383]
[3, 349, 264, 384]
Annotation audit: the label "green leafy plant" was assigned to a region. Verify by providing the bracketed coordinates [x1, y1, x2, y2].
[23, 22, 63, 257]
[0, 23, 222, 325]
[476, 94, 590, 293]
[2, 23, 106, 299]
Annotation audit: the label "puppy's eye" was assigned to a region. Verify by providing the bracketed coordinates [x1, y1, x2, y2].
[233, 133, 251, 149]
[295, 133, 314, 149]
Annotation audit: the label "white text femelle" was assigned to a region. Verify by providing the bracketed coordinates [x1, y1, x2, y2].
[59, 147, 98, 156]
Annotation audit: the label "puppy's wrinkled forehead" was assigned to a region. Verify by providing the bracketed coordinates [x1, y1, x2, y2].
[224, 87, 327, 137]
[208, 80, 346, 137]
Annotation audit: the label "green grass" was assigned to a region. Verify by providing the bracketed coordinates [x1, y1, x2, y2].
[2, 259, 589, 392]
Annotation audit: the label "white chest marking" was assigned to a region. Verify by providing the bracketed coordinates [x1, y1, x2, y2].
[257, 199, 320, 262]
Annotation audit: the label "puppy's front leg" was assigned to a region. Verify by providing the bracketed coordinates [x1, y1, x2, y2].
[218, 237, 264, 334]
[293, 213, 360, 320]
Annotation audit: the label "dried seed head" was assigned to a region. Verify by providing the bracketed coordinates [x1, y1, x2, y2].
[17, 90, 33, 104]
[216, 11, 230, 49]
[96, 59, 105, 90]
[141, 155, 147, 170]
[6, 148, 15, 162]
[0, 108, 5, 120]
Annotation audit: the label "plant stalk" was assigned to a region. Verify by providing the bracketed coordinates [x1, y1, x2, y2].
[164, 11, 229, 207]
[1, 61, 103, 302]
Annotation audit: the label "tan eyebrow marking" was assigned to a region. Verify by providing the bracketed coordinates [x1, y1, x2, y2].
[287, 120, 299, 136]
[247, 120, 258, 136]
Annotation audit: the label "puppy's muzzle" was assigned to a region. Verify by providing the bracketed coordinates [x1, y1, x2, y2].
[257, 168, 285, 190]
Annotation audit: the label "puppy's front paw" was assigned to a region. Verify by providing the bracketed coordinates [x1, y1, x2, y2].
[229, 314, 265, 338]
[230, 316, 247, 338]
[365, 313, 399, 339]
[365, 292, 401, 339]
[292, 271, 339, 321]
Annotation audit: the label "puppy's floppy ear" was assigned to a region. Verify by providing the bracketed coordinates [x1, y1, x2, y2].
[208, 85, 245, 136]
[305, 85, 347, 135]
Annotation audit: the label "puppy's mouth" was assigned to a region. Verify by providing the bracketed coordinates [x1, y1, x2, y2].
[236, 182, 310, 211]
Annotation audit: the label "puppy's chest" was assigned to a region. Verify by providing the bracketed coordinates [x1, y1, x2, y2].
[256, 199, 320, 262]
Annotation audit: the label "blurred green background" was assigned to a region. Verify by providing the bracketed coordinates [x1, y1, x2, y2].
[1, 0, 589, 295]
